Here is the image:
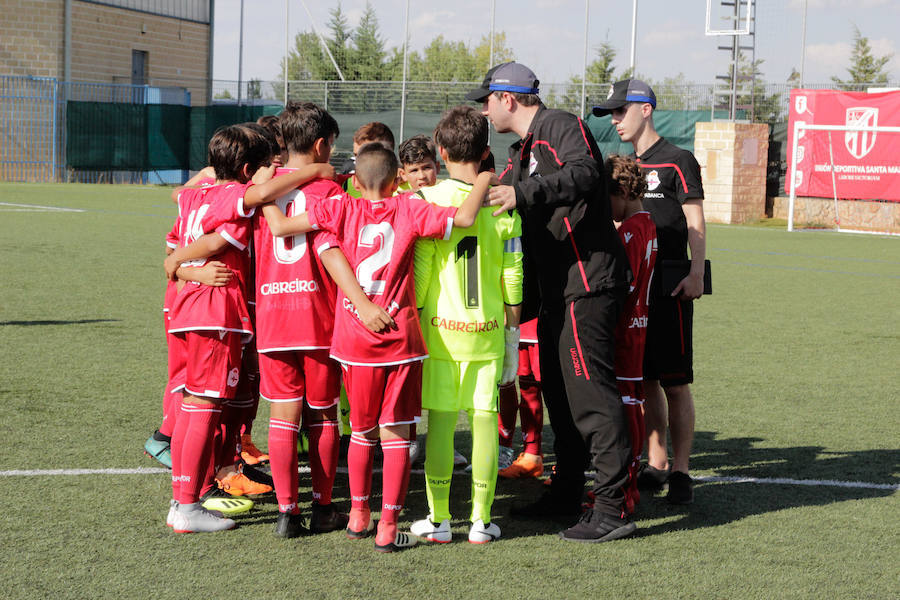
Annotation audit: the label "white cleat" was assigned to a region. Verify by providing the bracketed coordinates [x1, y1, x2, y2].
[411, 518, 452, 543]
[172, 504, 236, 533]
[468, 519, 501, 544]
[166, 499, 178, 528]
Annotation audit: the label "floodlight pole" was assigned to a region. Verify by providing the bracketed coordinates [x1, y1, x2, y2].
[399, 0, 410, 141]
[284, 0, 289, 103]
[237, 0, 244, 105]
[489, 0, 496, 68]
[580, 0, 589, 117]
[799, 0, 808, 87]
[299, 0, 345, 81]
[630, 0, 637, 74]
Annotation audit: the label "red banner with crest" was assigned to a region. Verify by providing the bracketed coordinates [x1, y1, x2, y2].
[786, 89, 900, 201]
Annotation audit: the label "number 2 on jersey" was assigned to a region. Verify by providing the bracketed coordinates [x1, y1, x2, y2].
[356, 222, 395, 295]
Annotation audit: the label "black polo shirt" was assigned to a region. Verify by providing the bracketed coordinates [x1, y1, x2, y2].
[634, 137, 704, 261]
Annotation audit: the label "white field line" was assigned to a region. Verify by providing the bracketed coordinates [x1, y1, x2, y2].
[0, 466, 896, 491]
[0, 202, 84, 213]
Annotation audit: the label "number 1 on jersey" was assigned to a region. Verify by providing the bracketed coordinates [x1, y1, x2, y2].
[456, 235, 479, 308]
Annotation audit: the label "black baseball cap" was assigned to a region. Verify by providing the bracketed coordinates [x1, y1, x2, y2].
[465, 62, 540, 102]
[591, 79, 657, 116]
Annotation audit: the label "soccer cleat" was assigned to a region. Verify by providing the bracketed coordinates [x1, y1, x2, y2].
[217, 471, 273, 496]
[310, 502, 350, 534]
[200, 487, 254, 515]
[374, 522, 418, 553]
[543, 464, 557, 486]
[240, 434, 269, 465]
[510, 491, 582, 519]
[346, 508, 374, 539]
[665, 471, 694, 505]
[172, 504, 236, 533]
[410, 518, 452, 543]
[637, 463, 670, 492]
[274, 511, 308, 538]
[241, 462, 274, 488]
[499, 452, 544, 479]
[408, 439, 423, 464]
[498, 446, 515, 471]
[558, 509, 636, 543]
[144, 432, 172, 469]
[453, 449, 468, 468]
[166, 499, 178, 527]
[468, 519, 501, 544]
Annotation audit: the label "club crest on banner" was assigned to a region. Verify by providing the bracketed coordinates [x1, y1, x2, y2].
[794, 95, 807, 114]
[845, 107, 878, 159]
[796, 145, 805, 163]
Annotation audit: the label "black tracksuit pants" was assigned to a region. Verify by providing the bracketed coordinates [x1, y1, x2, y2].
[538, 290, 631, 516]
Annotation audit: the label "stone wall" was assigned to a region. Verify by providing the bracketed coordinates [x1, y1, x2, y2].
[772, 196, 900, 234]
[0, 0, 65, 78]
[694, 122, 770, 224]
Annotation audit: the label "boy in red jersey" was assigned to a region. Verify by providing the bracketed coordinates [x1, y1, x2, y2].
[162, 124, 331, 533]
[253, 102, 369, 537]
[262, 143, 490, 552]
[606, 155, 657, 514]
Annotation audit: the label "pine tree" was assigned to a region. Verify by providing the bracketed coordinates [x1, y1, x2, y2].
[831, 25, 892, 89]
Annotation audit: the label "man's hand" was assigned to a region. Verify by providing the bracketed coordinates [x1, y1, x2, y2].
[251, 164, 276, 185]
[672, 271, 703, 300]
[355, 299, 397, 333]
[164, 255, 180, 281]
[486, 185, 517, 216]
[500, 326, 520, 384]
[191, 261, 232, 287]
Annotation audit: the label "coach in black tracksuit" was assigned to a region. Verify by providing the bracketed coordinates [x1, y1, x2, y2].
[467, 62, 636, 542]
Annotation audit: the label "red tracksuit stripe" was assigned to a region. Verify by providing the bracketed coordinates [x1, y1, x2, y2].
[570, 302, 590, 381]
[637, 162, 689, 194]
[563, 217, 590, 292]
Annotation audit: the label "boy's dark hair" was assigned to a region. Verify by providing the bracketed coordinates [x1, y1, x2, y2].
[434, 105, 489, 163]
[279, 101, 339, 155]
[479, 152, 495, 173]
[605, 154, 647, 200]
[492, 90, 541, 107]
[243, 122, 280, 161]
[355, 142, 399, 191]
[398, 134, 438, 166]
[354, 122, 395, 150]
[207, 124, 273, 182]
[256, 114, 283, 155]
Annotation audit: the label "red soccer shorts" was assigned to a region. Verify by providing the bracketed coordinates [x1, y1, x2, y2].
[341, 361, 422, 433]
[167, 327, 187, 394]
[258, 349, 341, 409]
[180, 330, 243, 399]
[517, 341, 541, 382]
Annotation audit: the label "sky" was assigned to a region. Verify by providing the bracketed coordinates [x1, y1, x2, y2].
[211, 0, 900, 86]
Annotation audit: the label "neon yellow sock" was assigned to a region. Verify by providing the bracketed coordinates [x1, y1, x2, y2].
[338, 385, 351, 435]
[423, 409, 456, 523]
[469, 409, 499, 524]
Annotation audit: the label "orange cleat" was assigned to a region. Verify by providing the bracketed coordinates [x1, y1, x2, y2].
[240, 434, 269, 465]
[346, 508, 374, 539]
[217, 471, 273, 496]
[499, 453, 544, 479]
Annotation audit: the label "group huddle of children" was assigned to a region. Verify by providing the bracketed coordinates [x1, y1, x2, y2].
[146, 100, 657, 553]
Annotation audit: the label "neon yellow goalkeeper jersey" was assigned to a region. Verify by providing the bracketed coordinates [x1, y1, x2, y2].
[414, 178, 523, 361]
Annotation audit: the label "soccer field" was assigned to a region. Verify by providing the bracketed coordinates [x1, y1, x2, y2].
[0, 182, 897, 600]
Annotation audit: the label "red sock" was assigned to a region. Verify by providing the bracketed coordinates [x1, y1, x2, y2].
[309, 420, 339, 505]
[218, 401, 243, 468]
[159, 385, 179, 438]
[519, 377, 544, 456]
[268, 418, 300, 514]
[379, 437, 411, 526]
[497, 382, 518, 448]
[175, 402, 222, 504]
[348, 433, 377, 512]
[170, 400, 188, 500]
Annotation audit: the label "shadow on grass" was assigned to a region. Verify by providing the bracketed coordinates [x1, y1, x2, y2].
[0, 318, 120, 326]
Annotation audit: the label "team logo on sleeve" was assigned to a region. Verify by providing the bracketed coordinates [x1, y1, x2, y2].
[646, 170, 661, 191]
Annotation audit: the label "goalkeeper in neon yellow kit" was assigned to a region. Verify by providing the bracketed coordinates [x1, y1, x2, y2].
[410, 105, 523, 544]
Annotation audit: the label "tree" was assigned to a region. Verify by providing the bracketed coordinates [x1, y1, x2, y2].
[349, 2, 387, 80]
[831, 25, 893, 89]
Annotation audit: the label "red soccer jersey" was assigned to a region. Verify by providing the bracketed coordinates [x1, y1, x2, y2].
[167, 182, 254, 339]
[253, 171, 343, 352]
[614, 211, 657, 380]
[308, 192, 456, 366]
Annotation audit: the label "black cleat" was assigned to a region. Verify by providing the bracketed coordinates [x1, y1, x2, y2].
[274, 511, 308, 538]
[665, 471, 694, 505]
[636, 463, 670, 492]
[310, 502, 350, 533]
[558, 509, 636, 543]
[240, 462, 274, 488]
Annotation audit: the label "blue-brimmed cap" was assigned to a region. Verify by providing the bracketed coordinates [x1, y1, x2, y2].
[466, 62, 540, 102]
[591, 79, 657, 116]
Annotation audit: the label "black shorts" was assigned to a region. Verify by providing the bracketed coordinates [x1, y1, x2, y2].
[643, 296, 693, 387]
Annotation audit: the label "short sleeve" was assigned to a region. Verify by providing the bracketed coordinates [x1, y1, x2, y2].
[405, 196, 455, 240]
[676, 152, 704, 204]
[307, 193, 348, 239]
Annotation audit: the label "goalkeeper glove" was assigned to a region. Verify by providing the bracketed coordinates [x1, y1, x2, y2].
[500, 326, 520, 385]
